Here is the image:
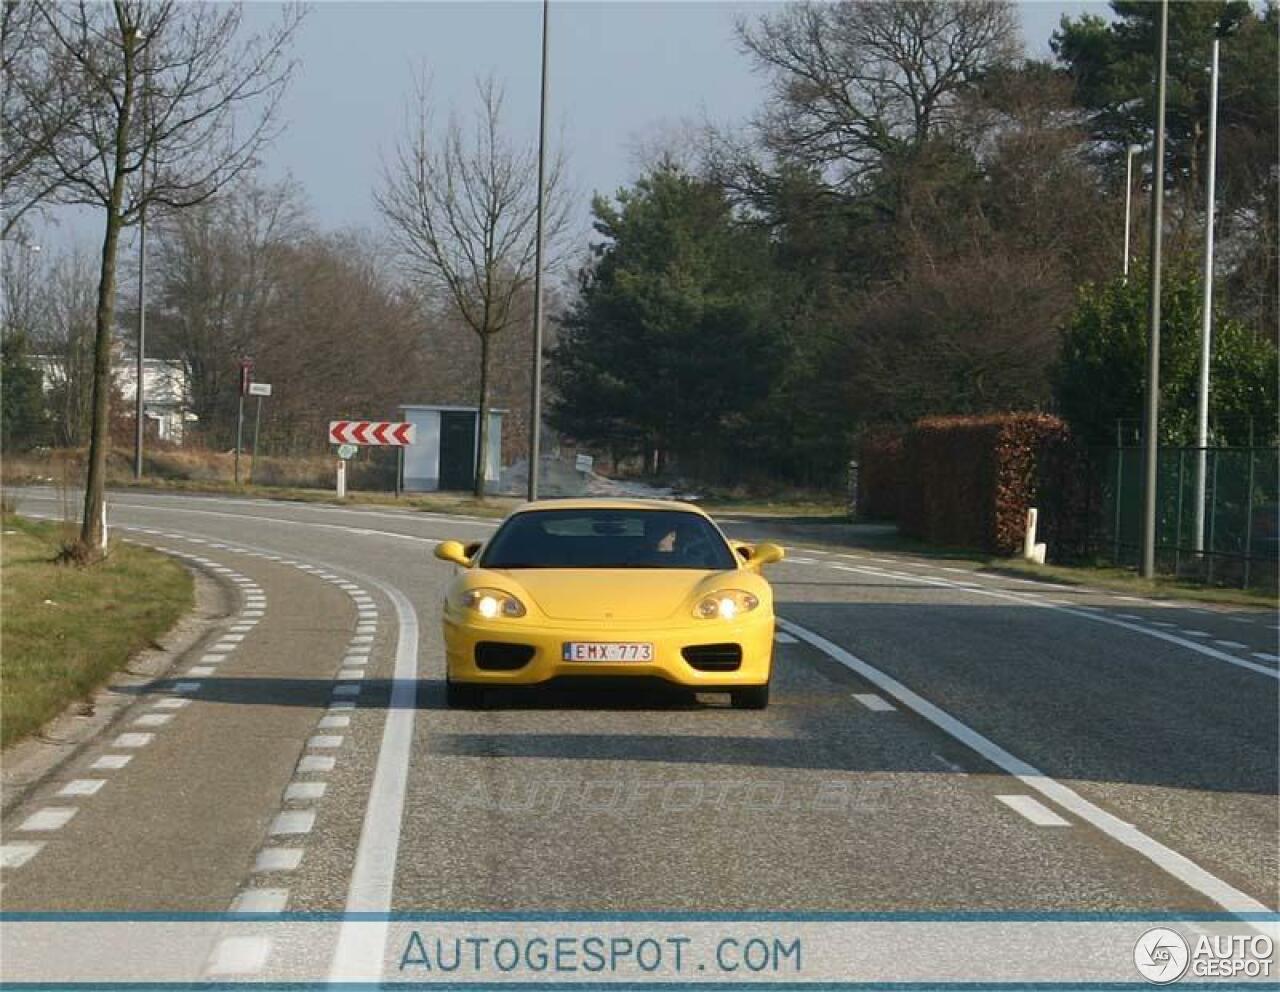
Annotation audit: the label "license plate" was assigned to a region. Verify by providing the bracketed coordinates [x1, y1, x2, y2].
[562, 642, 654, 662]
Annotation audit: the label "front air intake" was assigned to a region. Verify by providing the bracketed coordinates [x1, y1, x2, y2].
[681, 643, 743, 672]
[474, 642, 535, 671]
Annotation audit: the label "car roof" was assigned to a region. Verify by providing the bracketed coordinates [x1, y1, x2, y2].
[509, 497, 710, 517]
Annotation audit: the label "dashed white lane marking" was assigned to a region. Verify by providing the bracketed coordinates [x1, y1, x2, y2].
[207, 936, 272, 976]
[0, 842, 44, 867]
[230, 888, 289, 913]
[285, 782, 327, 802]
[153, 698, 190, 710]
[173, 681, 202, 693]
[56, 779, 106, 797]
[254, 848, 304, 872]
[788, 556, 817, 564]
[1117, 614, 1143, 621]
[134, 713, 174, 727]
[18, 808, 77, 832]
[1150, 620, 1176, 628]
[338, 669, 365, 680]
[1253, 653, 1279, 663]
[997, 795, 1071, 827]
[1213, 640, 1248, 650]
[91, 755, 132, 770]
[775, 631, 798, 644]
[200, 653, 228, 664]
[308, 735, 344, 749]
[852, 693, 897, 712]
[778, 617, 1270, 915]
[112, 732, 154, 748]
[269, 810, 316, 835]
[930, 753, 968, 776]
[187, 665, 216, 676]
[1180, 630, 1210, 638]
[298, 755, 336, 773]
[319, 715, 351, 729]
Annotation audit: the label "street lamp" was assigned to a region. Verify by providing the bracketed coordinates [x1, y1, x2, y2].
[1123, 143, 1142, 280]
[526, 0, 550, 501]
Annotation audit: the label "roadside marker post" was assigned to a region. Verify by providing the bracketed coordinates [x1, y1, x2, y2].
[247, 383, 272, 485]
[234, 358, 254, 485]
[328, 421, 416, 499]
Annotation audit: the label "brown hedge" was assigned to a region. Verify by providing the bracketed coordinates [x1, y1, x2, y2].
[863, 414, 1075, 556]
[857, 428, 904, 521]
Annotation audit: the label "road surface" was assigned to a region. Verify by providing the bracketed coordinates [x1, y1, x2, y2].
[2, 487, 1276, 981]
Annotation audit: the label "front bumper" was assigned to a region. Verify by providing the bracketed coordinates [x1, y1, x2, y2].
[442, 610, 774, 687]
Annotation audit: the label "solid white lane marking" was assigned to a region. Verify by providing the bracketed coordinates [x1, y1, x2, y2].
[254, 848, 303, 872]
[319, 715, 351, 729]
[827, 562, 1280, 680]
[0, 842, 44, 867]
[330, 570, 420, 981]
[207, 936, 272, 976]
[285, 782, 327, 802]
[153, 698, 190, 710]
[997, 794, 1071, 827]
[19, 808, 77, 831]
[775, 631, 798, 644]
[778, 617, 1271, 914]
[852, 693, 896, 712]
[113, 733, 154, 748]
[231, 888, 289, 913]
[56, 779, 106, 797]
[134, 713, 173, 727]
[298, 755, 336, 772]
[308, 735, 344, 749]
[270, 810, 315, 835]
[91, 755, 132, 770]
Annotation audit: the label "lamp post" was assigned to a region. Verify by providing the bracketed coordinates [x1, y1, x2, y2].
[1123, 143, 1142, 280]
[1140, 0, 1169, 580]
[527, 0, 550, 502]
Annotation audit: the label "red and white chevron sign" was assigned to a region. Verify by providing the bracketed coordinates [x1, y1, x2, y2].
[328, 420, 415, 446]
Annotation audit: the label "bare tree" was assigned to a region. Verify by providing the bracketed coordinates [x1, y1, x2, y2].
[737, 1, 1020, 190]
[31, 0, 302, 555]
[376, 74, 570, 498]
[27, 246, 99, 446]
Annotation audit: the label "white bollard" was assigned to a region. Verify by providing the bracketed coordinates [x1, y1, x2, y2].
[336, 460, 346, 500]
[1023, 507, 1047, 564]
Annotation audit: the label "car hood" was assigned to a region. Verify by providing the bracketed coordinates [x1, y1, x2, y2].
[491, 568, 715, 622]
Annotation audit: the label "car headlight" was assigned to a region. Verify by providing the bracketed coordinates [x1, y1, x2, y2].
[461, 588, 527, 619]
[693, 589, 759, 620]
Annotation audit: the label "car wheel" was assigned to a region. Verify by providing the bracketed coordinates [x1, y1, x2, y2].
[730, 683, 769, 710]
[445, 679, 483, 709]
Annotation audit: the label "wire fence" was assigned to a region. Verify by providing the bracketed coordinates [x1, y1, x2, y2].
[1094, 443, 1278, 590]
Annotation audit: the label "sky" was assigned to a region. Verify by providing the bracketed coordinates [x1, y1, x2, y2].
[30, 1, 1111, 255]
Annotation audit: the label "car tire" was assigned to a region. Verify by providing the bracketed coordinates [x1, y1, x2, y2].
[730, 683, 769, 710]
[445, 679, 483, 709]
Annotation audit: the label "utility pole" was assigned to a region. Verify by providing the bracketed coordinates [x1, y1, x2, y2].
[1193, 36, 1221, 554]
[527, 0, 549, 502]
[134, 45, 150, 480]
[1123, 143, 1142, 281]
[1140, 0, 1169, 579]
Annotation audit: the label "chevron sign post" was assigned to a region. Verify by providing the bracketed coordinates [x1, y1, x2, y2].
[328, 421, 415, 446]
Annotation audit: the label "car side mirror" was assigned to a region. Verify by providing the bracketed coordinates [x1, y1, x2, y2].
[464, 541, 483, 559]
[434, 541, 473, 567]
[746, 542, 785, 570]
[733, 542, 753, 562]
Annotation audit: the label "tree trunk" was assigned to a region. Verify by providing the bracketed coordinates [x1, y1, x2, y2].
[80, 30, 136, 554]
[473, 330, 491, 499]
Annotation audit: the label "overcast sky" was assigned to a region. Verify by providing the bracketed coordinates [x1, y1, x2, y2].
[32, 1, 1111, 254]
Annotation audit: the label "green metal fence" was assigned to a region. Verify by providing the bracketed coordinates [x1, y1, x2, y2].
[1097, 444, 1278, 589]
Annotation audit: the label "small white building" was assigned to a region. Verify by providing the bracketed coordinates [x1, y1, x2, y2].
[399, 405, 504, 493]
[114, 359, 195, 443]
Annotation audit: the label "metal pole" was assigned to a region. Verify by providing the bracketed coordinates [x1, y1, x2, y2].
[1140, 0, 1169, 579]
[134, 199, 147, 477]
[396, 445, 404, 499]
[1123, 146, 1137, 281]
[526, 0, 549, 502]
[1113, 419, 1124, 564]
[1193, 37, 1221, 554]
[250, 395, 263, 485]
[235, 394, 244, 485]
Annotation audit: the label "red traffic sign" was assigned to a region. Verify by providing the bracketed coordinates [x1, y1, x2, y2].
[329, 420, 415, 446]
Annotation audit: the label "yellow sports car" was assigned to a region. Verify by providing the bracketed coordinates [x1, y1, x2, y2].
[434, 499, 785, 709]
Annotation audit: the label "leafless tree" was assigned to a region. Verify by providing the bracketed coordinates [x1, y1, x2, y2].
[28, 246, 99, 446]
[31, 0, 302, 555]
[376, 73, 570, 498]
[737, 1, 1020, 191]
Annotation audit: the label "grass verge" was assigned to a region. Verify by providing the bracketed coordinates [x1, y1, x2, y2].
[1, 514, 194, 748]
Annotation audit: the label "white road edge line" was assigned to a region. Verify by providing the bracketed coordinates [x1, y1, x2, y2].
[996, 794, 1071, 827]
[777, 616, 1270, 916]
[329, 571, 420, 981]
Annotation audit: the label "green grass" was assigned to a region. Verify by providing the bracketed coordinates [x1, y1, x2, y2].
[0, 514, 194, 748]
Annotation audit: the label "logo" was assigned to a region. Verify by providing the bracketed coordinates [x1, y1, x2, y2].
[1134, 928, 1190, 984]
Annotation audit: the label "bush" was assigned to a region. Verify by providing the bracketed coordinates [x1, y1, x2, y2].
[873, 413, 1076, 555]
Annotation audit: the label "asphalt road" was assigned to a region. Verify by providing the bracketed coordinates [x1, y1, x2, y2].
[2, 487, 1277, 977]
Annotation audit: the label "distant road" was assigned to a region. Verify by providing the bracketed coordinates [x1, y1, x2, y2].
[3, 487, 1276, 975]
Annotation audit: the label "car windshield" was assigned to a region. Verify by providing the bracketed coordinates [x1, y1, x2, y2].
[478, 508, 737, 570]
